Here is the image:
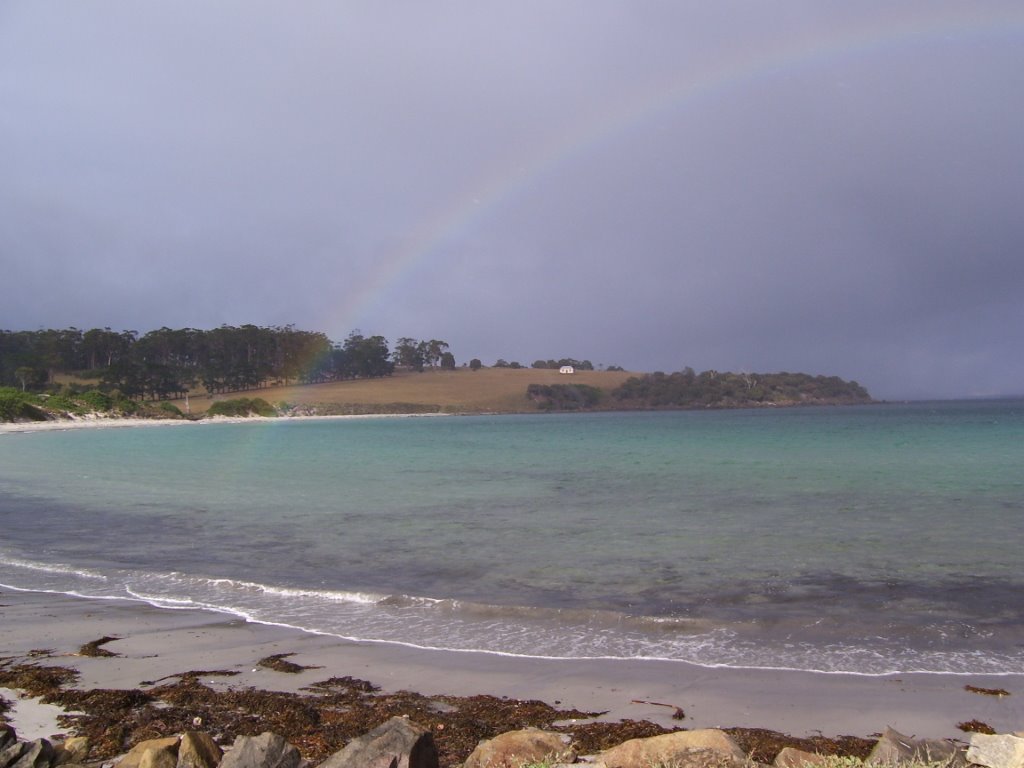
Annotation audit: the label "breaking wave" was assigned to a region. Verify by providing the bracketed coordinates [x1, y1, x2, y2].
[2, 552, 1023, 676]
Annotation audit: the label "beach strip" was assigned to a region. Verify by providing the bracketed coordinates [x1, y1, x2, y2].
[0, 412, 453, 436]
[1, 588, 1021, 741]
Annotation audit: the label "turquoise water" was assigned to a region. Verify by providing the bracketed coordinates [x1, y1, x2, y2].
[1, 401, 1022, 674]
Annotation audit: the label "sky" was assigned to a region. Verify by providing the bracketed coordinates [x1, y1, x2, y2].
[2, 2, 1023, 400]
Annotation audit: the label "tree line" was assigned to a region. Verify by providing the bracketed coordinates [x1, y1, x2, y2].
[0, 326, 456, 400]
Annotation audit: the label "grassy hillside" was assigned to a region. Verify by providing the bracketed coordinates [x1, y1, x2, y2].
[183, 368, 637, 415]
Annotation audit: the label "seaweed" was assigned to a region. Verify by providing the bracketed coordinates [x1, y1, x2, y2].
[964, 685, 1010, 697]
[724, 728, 876, 763]
[256, 654, 321, 674]
[957, 720, 996, 734]
[77, 637, 121, 658]
[0, 659, 886, 767]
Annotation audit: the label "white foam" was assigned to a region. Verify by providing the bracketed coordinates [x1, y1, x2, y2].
[0, 555, 107, 580]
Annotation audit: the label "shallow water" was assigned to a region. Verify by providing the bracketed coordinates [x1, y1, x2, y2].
[1, 401, 1022, 674]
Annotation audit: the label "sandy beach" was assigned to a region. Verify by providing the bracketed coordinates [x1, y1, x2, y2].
[0, 412, 452, 436]
[2, 588, 1021, 744]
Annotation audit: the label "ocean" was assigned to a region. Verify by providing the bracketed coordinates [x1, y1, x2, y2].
[1, 401, 1022, 676]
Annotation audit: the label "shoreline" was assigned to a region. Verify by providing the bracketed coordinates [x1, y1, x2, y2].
[0, 412, 451, 435]
[2, 589, 1022, 743]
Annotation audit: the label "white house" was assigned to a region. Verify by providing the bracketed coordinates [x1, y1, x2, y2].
[559, 365, 575, 374]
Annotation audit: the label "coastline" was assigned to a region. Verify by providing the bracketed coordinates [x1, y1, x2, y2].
[0, 412, 450, 436]
[2, 588, 1021, 742]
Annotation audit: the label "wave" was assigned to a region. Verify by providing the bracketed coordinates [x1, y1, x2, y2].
[0, 554, 108, 581]
[2, 559, 1023, 677]
[158, 574, 386, 605]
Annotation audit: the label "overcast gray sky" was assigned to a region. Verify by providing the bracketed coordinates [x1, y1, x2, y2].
[2, 2, 1022, 400]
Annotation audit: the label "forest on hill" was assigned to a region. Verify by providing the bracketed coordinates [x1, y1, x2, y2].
[0, 326, 454, 399]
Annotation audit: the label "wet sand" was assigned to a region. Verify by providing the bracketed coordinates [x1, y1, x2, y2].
[2, 588, 1021, 741]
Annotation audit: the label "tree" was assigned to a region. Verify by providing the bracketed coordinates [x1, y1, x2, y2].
[343, 332, 393, 378]
[422, 339, 449, 368]
[14, 366, 36, 392]
[393, 337, 426, 371]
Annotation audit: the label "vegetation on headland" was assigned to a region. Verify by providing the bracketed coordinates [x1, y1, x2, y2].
[610, 369, 872, 409]
[525, 370, 870, 413]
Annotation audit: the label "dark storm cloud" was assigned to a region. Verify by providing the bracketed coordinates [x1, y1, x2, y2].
[1, 1, 1022, 399]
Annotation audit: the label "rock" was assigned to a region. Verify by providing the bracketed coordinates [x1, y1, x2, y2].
[600, 729, 745, 768]
[866, 728, 963, 766]
[117, 738, 181, 768]
[176, 733, 222, 768]
[0, 727, 17, 753]
[967, 734, 1024, 768]
[9, 740, 56, 768]
[774, 748, 830, 768]
[139, 748, 177, 768]
[54, 737, 90, 766]
[0, 742, 28, 768]
[220, 733, 301, 768]
[463, 729, 573, 768]
[318, 717, 437, 768]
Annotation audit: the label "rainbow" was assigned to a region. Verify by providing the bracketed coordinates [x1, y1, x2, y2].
[323, 5, 1024, 336]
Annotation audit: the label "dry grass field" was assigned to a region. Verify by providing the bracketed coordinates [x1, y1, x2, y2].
[182, 367, 637, 414]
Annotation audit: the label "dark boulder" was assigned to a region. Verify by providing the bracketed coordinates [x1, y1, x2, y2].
[0, 741, 28, 768]
[0, 728, 17, 754]
[8, 739, 56, 768]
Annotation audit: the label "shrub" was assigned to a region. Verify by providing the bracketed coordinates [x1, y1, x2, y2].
[40, 395, 81, 415]
[158, 401, 183, 416]
[0, 388, 48, 422]
[77, 390, 113, 412]
[207, 398, 277, 418]
[115, 398, 141, 416]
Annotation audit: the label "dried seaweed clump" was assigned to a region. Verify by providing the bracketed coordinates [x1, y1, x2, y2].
[957, 720, 996, 734]
[77, 637, 121, 658]
[0, 658, 79, 696]
[724, 728, 876, 764]
[256, 654, 322, 674]
[964, 685, 1011, 697]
